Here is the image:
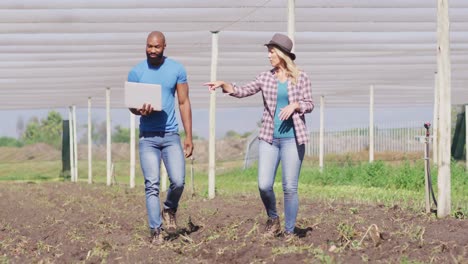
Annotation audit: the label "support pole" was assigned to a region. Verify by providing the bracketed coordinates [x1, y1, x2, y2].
[424, 124, 431, 213]
[208, 31, 219, 199]
[130, 112, 136, 188]
[68, 107, 75, 182]
[72, 105, 78, 182]
[436, 0, 452, 218]
[88, 97, 92, 184]
[433, 72, 439, 165]
[106, 87, 112, 186]
[319, 96, 324, 172]
[466, 105, 468, 170]
[287, 0, 295, 50]
[369, 85, 374, 163]
[190, 157, 195, 196]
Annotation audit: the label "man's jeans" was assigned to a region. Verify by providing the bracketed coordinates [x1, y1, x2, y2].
[258, 138, 305, 233]
[139, 132, 185, 230]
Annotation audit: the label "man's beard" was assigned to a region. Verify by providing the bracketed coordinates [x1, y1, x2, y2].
[146, 52, 164, 66]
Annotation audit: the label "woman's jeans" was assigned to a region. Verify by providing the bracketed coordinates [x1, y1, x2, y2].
[139, 132, 185, 230]
[258, 138, 305, 233]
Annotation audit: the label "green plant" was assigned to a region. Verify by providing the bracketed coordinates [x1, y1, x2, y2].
[0, 255, 10, 264]
[311, 248, 333, 264]
[0, 137, 23, 147]
[363, 161, 387, 187]
[22, 111, 63, 149]
[408, 225, 425, 247]
[87, 240, 112, 260]
[337, 222, 356, 244]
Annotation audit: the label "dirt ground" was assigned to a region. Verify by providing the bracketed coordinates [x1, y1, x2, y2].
[0, 183, 466, 264]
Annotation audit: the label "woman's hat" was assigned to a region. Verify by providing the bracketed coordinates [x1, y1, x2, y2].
[264, 33, 296, 60]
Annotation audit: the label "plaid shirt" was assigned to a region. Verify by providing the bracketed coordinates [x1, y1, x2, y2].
[231, 69, 314, 145]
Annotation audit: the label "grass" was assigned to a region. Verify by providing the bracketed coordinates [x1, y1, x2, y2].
[0, 160, 146, 185]
[1, 158, 467, 214]
[0, 161, 62, 182]
[200, 159, 468, 214]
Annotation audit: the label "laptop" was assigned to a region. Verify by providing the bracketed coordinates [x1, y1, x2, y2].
[124, 81, 162, 110]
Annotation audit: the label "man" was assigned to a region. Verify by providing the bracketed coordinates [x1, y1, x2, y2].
[128, 31, 193, 244]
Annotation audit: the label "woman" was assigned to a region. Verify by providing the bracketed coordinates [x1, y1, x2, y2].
[204, 33, 313, 237]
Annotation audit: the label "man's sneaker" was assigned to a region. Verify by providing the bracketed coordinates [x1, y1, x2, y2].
[149, 228, 164, 245]
[264, 217, 281, 237]
[162, 208, 178, 234]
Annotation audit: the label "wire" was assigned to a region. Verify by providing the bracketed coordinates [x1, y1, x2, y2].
[215, 0, 272, 32]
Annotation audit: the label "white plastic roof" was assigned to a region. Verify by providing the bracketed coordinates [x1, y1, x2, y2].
[0, 0, 467, 110]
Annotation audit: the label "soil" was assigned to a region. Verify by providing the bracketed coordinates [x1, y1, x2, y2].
[0, 182, 466, 263]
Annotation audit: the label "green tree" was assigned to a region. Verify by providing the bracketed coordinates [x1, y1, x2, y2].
[241, 131, 253, 138]
[0, 137, 23, 147]
[112, 125, 131, 143]
[179, 131, 200, 140]
[22, 111, 63, 148]
[225, 130, 241, 138]
[224, 130, 252, 139]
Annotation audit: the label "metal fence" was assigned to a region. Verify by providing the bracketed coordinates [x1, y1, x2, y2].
[244, 121, 429, 168]
[306, 121, 428, 156]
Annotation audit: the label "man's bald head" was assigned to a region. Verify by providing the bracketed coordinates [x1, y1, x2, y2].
[147, 31, 166, 45]
[146, 31, 166, 67]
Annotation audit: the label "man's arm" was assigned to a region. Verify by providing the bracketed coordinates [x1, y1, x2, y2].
[177, 82, 193, 158]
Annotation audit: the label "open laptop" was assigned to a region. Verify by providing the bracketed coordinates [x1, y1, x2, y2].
[124, 81, 162, 111]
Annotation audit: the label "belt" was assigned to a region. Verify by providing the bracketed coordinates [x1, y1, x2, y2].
[139, 131, 177, 138]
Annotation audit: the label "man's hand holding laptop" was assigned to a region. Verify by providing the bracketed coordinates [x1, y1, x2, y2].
[133, 103, 154, 116]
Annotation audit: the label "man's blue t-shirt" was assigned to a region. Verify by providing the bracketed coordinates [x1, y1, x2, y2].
[127, 57, 187, 132]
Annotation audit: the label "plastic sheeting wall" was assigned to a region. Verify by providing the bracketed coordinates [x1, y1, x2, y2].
[0, 0, 467, 109]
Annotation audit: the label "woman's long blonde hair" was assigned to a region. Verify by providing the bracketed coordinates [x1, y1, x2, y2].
[272, 46, 300, 85]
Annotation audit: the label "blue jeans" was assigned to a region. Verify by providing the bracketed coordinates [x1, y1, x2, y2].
[139, 132, 185, 230]
[258, 138, 305, 233]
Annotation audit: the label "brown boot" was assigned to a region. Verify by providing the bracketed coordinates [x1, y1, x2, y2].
[149, 228, 164, 245]
[264, 217, 281, 237]
[162, 208, 178, 234]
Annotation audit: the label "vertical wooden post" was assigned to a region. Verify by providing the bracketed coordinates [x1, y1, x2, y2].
[433, 72, 439, 165]
[72, 105, 78, 182]
[319, 96, 324, 172]
[208, 31, 219, 199]
[369, 85, 374, 163]
[287, 0, 295, 51]
[436, 0, 452, 218]
[190, 157, 195, 196]
[88, 97, 92, 184]
[466, 105, 468, 170]
[106, 87, 112, 186]
[68, 107, 75, 182]
[130, 112, 136, 188]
